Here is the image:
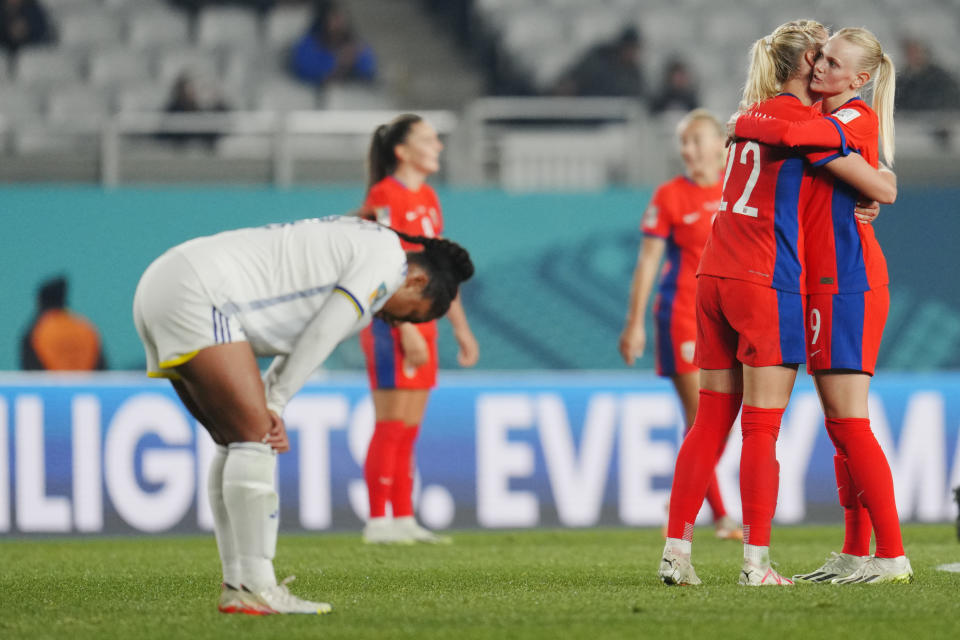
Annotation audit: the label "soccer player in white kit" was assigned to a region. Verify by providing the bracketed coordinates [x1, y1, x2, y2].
[132, 215, 474, 615]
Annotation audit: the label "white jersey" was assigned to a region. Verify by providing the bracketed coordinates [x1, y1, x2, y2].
[173, 216, 407, 356]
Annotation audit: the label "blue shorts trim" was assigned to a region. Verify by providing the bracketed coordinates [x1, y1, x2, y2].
[776, 290, 806, 364]
[371, 317, 396, 388]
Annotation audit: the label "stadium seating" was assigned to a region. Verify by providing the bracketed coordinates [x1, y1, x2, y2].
[473, 0, 960, 118]
[58, 13, 123, 48]
[196, 7, 261, 51]
[126, 9, 190, 48]
[0, 0, 956, 169]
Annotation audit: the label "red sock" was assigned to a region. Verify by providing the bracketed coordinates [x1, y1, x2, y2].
[704, 473, 727, 520]
[824, 422, 872, 555]
[834, 452, 873, 556]
[826, 418, 904, 558]
[667, 390, 742, 540]
[391, 424, 420, 518]
[681, 423, 727, 520]
[364, 420, 405, 518]
[739, 405, 783, 547]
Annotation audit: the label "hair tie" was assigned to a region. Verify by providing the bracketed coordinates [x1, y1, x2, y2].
[764, 35, 773, 52]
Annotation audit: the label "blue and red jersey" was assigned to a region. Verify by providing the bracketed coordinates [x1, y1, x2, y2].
[735, 97, 888, 293]
[698, 93, 826, 293]
[642, 174, 722, 318]
[361, 175, 443, 389]
[642, 175, 722, 376]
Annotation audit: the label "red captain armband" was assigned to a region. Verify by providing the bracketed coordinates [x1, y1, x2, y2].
[737, 114, 845, 150]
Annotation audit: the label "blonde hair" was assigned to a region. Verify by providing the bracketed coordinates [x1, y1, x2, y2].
[833, 27, 896, 165]
[675, 108, 723, 140]
[740, 19, 828, 111]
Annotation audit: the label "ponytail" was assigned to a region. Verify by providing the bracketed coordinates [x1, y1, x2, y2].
[366, 114, 422, 190]
[874, 53, 896, 165]
[834, 27, 896, 165]
[393, 230, 474, 319]
[741, 37, 780, 111]
[739, 19, 828, 111]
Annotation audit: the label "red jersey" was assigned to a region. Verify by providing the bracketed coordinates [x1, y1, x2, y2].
[364, 176, 443, 248]
[360, 175, 441, 388]
[642, 175, 722, 315]
[698, 94, 824, 293]
[735, 98, 887, 293]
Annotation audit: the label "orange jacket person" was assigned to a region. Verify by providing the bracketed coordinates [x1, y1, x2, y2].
[20, 276, 106, 371]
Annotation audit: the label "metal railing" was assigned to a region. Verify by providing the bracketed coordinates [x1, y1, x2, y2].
[1, 101, 957, 187]
[99, 110, 460, 187]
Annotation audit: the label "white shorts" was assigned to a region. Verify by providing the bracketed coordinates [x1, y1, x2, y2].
[133, 250, 247, 379]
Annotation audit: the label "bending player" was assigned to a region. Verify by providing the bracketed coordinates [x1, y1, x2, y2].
[359, 114, 479, 545]
[620, 108, 742, 541]
[133, 215, 474, 614]
[734, 27, 911, 584]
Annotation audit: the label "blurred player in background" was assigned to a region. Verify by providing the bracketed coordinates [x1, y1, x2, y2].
[658, 20, 898, 587]
[734, 27, 911, 585]
[21, 275, 107, 371]
[359, 114, 479, 544]
[133, 216, 474, 614]
[619, 108, 742, 541]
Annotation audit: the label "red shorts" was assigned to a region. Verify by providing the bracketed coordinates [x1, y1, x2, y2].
[805, 287, 888, 375]
[695, 275, 806, 369]
[654, 304, 698, 377]
[360, 318, 438, 390]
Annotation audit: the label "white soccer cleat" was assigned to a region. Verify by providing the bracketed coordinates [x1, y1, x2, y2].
[250, 576, 332, 615]
[658, 545, 702, 586]
[393, 516, 452, 545]
[362, 517, 415, 545]
[832, 555, 914, 584]
[217, 582, 273, 615]
[793, 552, 868, 583]
[714, 515, 744, 541]
[739, 559, 795, 586]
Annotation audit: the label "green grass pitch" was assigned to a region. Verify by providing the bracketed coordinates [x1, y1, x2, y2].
[2, 524, 958, 639]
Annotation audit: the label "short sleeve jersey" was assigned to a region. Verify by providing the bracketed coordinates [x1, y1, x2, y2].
[698, 94, 825, 293]
[642, 175, 722, 311]
[172, 216, 408, 356]
[803, 99, 888, 293]
[364, 176, 443, 249]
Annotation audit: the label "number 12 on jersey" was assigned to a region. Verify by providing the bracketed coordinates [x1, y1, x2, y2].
[719, 141, 760, 217]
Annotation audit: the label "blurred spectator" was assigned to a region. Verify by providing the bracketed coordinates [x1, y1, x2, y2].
[896, 38, 960, 111]
[649, 57, 700, 115]
[0, 0, 53, 55]
[20, 276, 107, 371]
[552, 27, 645, 98]
[157, 71, 231, 148]
[289, 0, 376, 86]
[896, 38, 960, 149]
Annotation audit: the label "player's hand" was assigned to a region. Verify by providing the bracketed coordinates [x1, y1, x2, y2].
[854, 199, 880, 224]
[619, 323, 646, 366]
[262, 410, 290, 453]
[455, 328, 479, 368]
[399, 324, 430, 369]
[725, 112, 739, 147]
